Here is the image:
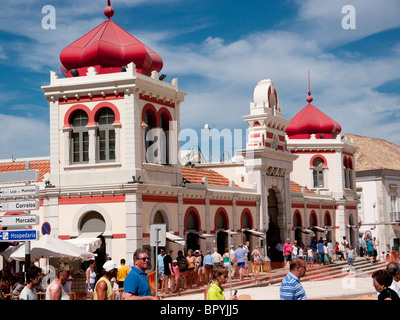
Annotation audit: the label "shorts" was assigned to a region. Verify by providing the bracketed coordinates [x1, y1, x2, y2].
[205, 265, 213, 269]
[238, 262, 245, 269]
[158, 270, 165, 280]
[307, 257, 313, 262]
[285, 255, 292, 262]
[368, 251, 374, 257]
[348, 258, 354, 264]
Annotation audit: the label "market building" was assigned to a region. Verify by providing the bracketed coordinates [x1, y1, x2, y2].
[0, 2, 361, 271]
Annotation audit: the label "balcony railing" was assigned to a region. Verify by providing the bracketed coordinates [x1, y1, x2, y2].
[390, 212, 400, 222]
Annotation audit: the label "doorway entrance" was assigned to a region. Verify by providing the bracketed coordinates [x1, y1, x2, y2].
[266, 189, 283, 263]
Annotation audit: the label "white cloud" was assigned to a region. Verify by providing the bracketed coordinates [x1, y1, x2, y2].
[0, 114, 49, 158]
[292, 0, 400, 48]
[160, 29, 400, 146]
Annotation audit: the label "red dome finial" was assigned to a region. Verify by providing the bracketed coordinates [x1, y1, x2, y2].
[307, 70, 313, 103]
[104, 0, 114, 19]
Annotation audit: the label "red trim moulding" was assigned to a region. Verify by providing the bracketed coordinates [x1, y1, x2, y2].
[236, 201, 257, 207]
[58, 195, 126, 205]
[210, 200, 233, 206]
[290, 150, 336, 154]
[291, 204, 304, 208]
[139, 93, 175, 108]
[112, 234, 126, 239]
[59, 92, 124, 104]
[183, 198, 206, 205]
[142, 195, 178, 203]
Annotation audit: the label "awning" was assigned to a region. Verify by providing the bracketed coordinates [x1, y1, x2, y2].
[311, 226, 327, 232]
[65, 237, 102, 253]
[188, 231, 215, 239]
[219, 229, 241, 236]
[295, 227, 315, 235]
[242, 229, 266, 237]
[166, 232, 185, 246]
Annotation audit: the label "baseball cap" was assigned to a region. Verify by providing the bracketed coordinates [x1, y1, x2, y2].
[103, 260, 118, 272]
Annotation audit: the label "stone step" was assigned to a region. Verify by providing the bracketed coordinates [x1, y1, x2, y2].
[162, 258, 389, 298]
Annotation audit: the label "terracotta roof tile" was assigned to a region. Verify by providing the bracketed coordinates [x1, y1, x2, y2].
[290, 181, 315, 194]
[343, 134, 400, 172]
[181, 167, 235, 187]
[0, 160, 50, 183]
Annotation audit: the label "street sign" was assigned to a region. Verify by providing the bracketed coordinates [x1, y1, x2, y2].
[150, 224, 166, 247]
[0, 185, 39, 198]
[0, 230, 38, 241]
[0, 214, 39, 227]
[0, 170, 39, 183]
[41, 222, 51, 235]
[0, 200, 39, 212]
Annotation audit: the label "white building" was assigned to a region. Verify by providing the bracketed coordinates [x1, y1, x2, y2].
[345, 134, 400, 255]
[0, 3, 361, 271]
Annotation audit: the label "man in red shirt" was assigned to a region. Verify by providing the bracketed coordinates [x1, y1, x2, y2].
[283, 238, 293, 268]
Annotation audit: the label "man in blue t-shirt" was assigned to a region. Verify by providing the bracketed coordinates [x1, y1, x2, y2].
[124, 249, 159, 300]
[317, 240, 324, 265]
[234, 244, 248, 281]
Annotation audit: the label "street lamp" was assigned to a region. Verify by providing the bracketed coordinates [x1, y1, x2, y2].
[204, 124, 211, 163]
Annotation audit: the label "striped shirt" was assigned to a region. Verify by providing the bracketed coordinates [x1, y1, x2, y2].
[280, 272, 307, 300]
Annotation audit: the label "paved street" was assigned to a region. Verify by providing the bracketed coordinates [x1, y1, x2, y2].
[164, 273, 377, 300]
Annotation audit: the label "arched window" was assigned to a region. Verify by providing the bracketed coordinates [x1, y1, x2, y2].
[312, 157, 325, 188]
[343, 156, 354, 189]
[97, 108, 115, 162]
[159, 112, 170, 164]
[143, 106, 157, 163]
[71, 110, 89, 163]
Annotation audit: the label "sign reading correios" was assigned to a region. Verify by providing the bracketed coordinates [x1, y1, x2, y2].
[0, 200, 39, 212]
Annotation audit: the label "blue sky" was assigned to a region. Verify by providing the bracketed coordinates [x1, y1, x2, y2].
[0, 0, 399, 160]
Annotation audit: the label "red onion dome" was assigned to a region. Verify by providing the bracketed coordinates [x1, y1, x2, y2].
[286, 92, 342, 139]
[59, 1, 163, 77]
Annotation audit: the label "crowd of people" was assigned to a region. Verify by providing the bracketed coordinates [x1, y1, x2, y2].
[154, 242, 266, 295]
[2, 233, 400, 301]
[0, 242, 264, 300]
[280, 235, 385, 272]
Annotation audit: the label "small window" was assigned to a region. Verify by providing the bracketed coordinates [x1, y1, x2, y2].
[71, 110, 89, 164]
[312, 157, 324, 188]
[97, 108, 115, 162]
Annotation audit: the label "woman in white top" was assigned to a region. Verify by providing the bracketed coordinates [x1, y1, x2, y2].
[291, 241, 298, 259]
[323, 242, 330, 265]
[86, 260, 97, 292]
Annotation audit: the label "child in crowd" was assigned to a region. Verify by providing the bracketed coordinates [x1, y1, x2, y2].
[347, 245, 356, 272]
[298, 246, 304, 260]
[307, 246, 314, 267]
[172, 260, 179, 292]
